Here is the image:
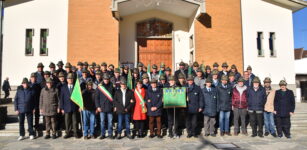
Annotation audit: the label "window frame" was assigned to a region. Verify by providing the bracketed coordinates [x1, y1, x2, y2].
[39, 28, 49, 56]
[257, 31, 264, 57]
[269, 32, 276, 57]
[25, 29, 34, 56]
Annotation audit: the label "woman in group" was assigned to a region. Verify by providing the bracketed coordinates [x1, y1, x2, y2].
[133, 80, 147, 138]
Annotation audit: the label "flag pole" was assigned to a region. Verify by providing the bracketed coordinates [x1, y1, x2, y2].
[80, 109, 84, 140]
[173, 107, 175, 137]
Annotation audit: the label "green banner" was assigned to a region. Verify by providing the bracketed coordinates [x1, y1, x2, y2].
[163, 87, 186, 108]
[70, 78, 84, 110]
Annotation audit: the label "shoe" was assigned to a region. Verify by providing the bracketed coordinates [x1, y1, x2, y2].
[258, 135, 264, 138]
[225, 132, 232, 136]
[83, 136, 88, 140]
[74, 135, 80, 139]
[157, 135, 163, 138]
[63, 134, 70, 139]
[243, 132, 248, 136]
[17, 136, 25, 141]
[90, 135, 95, 139]
[210, 134, 216, 137]
[149, 135, 155, 138]
[187, 134, 193, 138]
[168, 134, 174, 138]
[116, 134, 121, 139]
[29, 135, 35, 140]
[193, 135, 198, 138]
[220, 132, 224, 136]
[204, 134, 210, 137]
[108, 135, 114, 139]
[272, 133, 277, 137]
[264, 132, 270, 136]
[127, 135, 133, 139]
[286, 135, 291, 139]
[278, 134, 283, 138]
[251, 134, 257, 138]
[45, 135, 51, 139]
[99, 135, 106, 139]
[52, 134, 56, 139]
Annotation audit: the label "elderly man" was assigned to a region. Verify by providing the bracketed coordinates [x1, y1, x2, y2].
[2, 77, 11, 99]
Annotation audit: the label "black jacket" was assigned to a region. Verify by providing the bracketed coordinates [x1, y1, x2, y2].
[146, 87, 163, 116]
[82, 89, 96, 111]
[274, 89, 295, 117]
[113, 89, 135, 114]
[217, 84, 232, 111]
[186, 83, 204, 114]
[95, 83, 115, 113]
[247, 86, 267, 111]
[14, 86, 35, 113]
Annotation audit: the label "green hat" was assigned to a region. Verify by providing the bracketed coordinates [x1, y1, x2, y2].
[279, 80, 287, 86]
[178, 73, 185, 79]
[65, 62, 72, 68]
[120, 78, 127, 85]
[228, 72, 235, 77]
[221, 75, 229, 81]
[160, 64, 165, 68]
[84, 61, 89, 66]
[263, 77, 272, 83]
[44, 71, 51, 76]
[159, 75, 166, 80]
[91, 62, 96, 67]
[169, 75, 175, 81]
[37, 62, 44, 68]
[95, 70, 102, 76]
[151, 78, 158, 84]
[193, 62, 199, 67]
[58, 72, 65, 78]
[138, 62, 144, 67]
[45, 78, 53, 83]
[211, 69, 219, 75]
[109, 64, 114, 68]
[247, 65, 252, 70]
[142, 73, 149, 79]
[30, 73, 36, 78]
[222, 62, 228, 68]
[103, 74, 110, 80]
[114, 68, 120, 73]
[67, 73, 74, 79]
[49, 62, 55, 68]
[179, 61, 185, 66]
[165, 67, 171, 71]
[196, 68, 203, 73]
[252, 77, 261, 83]
[87, 81, 93, 86]
[82, 69, 88, 73]
[205, 65, 211, 70]
[22, 78, 29, 84]
[152, 64, 158, 69]
[238, 77, 245, 82]
[213, 62, 219, 68]
[231, 64, 237, 69]
[71, 66, 77, 71]
[57, 61, 64, 66]
[206, 78, 213, 83]
[95, 65, 100, 69]
[101, 62, 107, 67]
[187, 75, 194, 81]
[77, 61, 83, 66]
[136, 79, 143, 85]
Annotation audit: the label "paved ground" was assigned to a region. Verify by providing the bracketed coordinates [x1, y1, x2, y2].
[0, 129, 307, 150]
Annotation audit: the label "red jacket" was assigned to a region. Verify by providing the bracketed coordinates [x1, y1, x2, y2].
[232, 87, 248, 109]
[133, 88, 147, 120]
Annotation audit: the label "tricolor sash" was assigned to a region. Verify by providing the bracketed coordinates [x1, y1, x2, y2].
[97, 85, 113, 102]
[135, 89, 147, 113]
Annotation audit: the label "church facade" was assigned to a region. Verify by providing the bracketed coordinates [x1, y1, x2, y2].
[2, 0, 306, 89]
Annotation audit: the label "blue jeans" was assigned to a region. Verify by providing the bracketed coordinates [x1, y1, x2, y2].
[264, 111, 276, 134]
[117, 113, 131, 135]
[82, 110, 96, 136]
[100, 112, 113, 136]
[219, 111, 230, 132]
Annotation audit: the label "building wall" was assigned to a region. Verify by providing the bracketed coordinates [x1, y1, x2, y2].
[67, 0, 119, 67]
[2, 0, 69, 86]
[195, 0, 244, 73]
[241, 0, 296, 86]
[119, 10, 191, 70]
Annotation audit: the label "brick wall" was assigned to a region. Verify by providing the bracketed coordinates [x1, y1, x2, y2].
[67, 0, 119, 67]
[195, 0, 244, 73]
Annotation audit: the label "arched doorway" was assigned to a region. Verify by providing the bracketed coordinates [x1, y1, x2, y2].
[137, 18, 173, 69]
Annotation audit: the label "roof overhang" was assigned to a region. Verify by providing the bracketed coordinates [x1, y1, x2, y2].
[263, 0, 307, 12]
[111, 0, 206, 20]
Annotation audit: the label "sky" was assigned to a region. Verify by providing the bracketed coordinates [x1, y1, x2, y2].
[293, 7, 307, 49]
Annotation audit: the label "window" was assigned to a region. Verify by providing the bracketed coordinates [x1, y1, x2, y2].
[189, 35, 194, 49]
[257, 32, 264, 56]
[25, 29, 34, 56]
[269, 32, 276, 57]
[40, 29, 49, 56]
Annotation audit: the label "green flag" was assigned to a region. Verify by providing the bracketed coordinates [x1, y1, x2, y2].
[70, 78, 84, 110]
[163, 87, 187, 108]
[147, 63, 151, 81]
[188, 65, 192, 75]
[127, 69, 133, 90]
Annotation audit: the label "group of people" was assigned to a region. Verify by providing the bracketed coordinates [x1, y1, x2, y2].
[13, 61, 296, 141]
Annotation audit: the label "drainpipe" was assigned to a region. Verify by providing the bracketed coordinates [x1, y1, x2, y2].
[0, 0, 4, 98]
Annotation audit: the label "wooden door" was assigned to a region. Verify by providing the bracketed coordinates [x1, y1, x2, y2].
[138, 38, 172, 69]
